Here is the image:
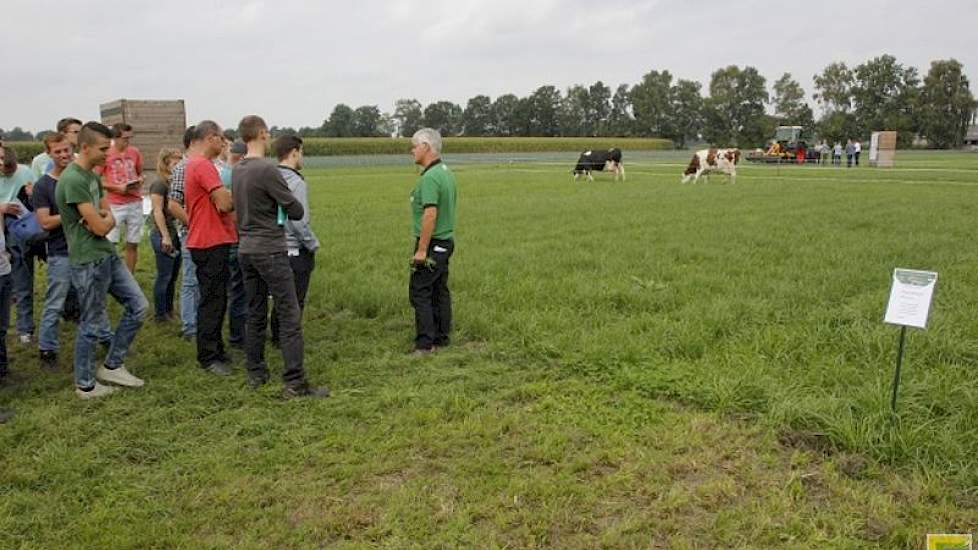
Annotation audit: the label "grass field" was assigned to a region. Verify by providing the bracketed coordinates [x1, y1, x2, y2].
[2, 151, 978, 548]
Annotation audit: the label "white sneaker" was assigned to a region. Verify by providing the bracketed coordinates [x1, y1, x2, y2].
[76, 382, 118, 400]
[97, 365, 145, 388]
[18, 334, 32, 345]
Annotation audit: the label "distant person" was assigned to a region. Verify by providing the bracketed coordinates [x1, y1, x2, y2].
[31, 117, 82, 179]
[270, 135, 319, 347]
[98, 123, 144, 274]
[854, 140, 862, 166]
[0, 148, 37, 345]
[168, 126, 201, 340]
[233, 114, 328, 398]
[55, 122, 148, 399]
[183, 121, 237, 376]
[832, 142, 843, 166]
[818, 141, 830, 165]
[845, 139, 855, 168]
[148, 148, 183, 323]
[408, 128, 457, 355]
[34, 133, 113, 369]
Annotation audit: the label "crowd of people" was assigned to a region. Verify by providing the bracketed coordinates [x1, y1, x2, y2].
[0, 116, 458, 422]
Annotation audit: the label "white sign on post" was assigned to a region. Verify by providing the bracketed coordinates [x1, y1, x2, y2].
[884, 269, 938, 329]
[869, 131, 880, 163]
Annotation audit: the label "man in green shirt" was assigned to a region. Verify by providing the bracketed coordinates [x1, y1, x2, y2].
[408, 128, 457, 354]
[56, 122, 149, 399]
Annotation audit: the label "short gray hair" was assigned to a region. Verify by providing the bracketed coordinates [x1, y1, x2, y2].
[411, 127, 442, 155]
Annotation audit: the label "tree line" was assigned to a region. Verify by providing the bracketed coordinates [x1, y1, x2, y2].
[4, 55, 974, 150]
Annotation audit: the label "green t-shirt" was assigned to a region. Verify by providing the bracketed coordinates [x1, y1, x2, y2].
[55, 163, 116, 266]
[411, 160, 457, 240]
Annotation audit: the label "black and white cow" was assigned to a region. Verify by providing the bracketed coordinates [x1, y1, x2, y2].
[572, 148, 624, 182]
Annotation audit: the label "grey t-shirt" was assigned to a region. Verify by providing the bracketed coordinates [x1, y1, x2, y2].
[231, 157, 303, 255]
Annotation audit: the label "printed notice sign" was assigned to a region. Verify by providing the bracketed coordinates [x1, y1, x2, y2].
[884, 269, 938, 329]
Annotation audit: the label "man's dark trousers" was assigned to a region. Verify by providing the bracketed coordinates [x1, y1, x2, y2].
[191, 244, 231, 367]
[409, 238, 453, 350]
[270, 248, 315, 345]
[240, 251, 305, 386]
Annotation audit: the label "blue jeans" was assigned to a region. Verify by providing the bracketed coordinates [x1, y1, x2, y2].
[0, 274, 11, 372]
[11, 247, 34, 336]
[150, 231, 182, 320]
[71, 255, 148, 389]
[39, 255, 111, 353]
[227, 245, 246, 346]
[178, 229, 199, 336]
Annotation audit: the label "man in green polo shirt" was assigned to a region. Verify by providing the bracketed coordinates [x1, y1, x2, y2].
[408, 127, 457, 354]
[56, 122, 148, 399]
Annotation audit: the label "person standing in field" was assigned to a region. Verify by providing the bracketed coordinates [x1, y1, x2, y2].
[0, 148, 37, 346]
[55, 122, 148, 399]
[853, 140, 862, 166]
[97, 123, 144, 274]
[832, 142, 842, 166]
[148, 148, 183, 323]
[232, 115, 328, 398]
[34, 133, 113, 369]
[845, 139, 855, 168]
[408, 128, 457, 355]
[168, 126, 201, 340]
[183, 121, 237, 376]
[269, 135, 319, 347]
[31, 117, 82, 179]
[219, 140, 248, 350]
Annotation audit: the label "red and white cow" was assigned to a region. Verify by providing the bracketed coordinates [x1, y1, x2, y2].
[681, 148, 740, 184]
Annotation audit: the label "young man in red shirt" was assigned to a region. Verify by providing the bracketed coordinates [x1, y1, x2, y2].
[183, 121, 236, 375]
[99, 123, 144, 274]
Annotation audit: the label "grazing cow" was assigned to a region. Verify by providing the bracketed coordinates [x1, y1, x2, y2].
[572, 148, 625, 182]
[681, 148, 740, 184]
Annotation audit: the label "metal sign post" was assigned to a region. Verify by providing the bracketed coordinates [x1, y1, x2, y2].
[883, 269, 938, 412]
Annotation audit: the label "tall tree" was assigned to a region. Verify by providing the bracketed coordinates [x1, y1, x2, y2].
[630, 70, 674, 139]
[423, 101, 463, 136]
[393, 98, 424, 137]
[352, 105, 382, 137]
[587, 81, 612, 136]
[605, 84, 633, 137]
[559, 85, 590, 136]
[670, 79, 704, 148]
[323, 104, 356, 137]
[702, 65, 769, 147]
[851, 54, 920, 146]
[529, 85, 562, 136]
[2, 127, 33, 141]
[813, 62, 854, 114]
[917, 59, 977, 148]
[512, 96, 536, 136]
[462, 95, 494, 136]
[492, 94, 521, 136]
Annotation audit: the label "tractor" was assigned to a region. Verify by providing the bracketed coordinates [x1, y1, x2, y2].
[746, 125, 822, 164]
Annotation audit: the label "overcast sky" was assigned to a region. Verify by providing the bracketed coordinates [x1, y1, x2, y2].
[2, 0, 976, 134]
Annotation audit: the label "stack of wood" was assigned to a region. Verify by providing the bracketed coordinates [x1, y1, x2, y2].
[100, 99, 186, 174]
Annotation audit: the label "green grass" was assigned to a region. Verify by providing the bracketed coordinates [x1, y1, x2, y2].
[3, 151, 978, 548]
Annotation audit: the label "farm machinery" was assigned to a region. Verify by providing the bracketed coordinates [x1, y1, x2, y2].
[746, 125, 822, 164]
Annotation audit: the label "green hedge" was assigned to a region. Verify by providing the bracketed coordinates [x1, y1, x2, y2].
[300, 137, 672, 156]
[2, 141, 45, 162]
[2, 137, 673, 161]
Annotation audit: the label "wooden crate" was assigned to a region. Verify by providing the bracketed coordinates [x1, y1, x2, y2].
[99, 99, 186, 172]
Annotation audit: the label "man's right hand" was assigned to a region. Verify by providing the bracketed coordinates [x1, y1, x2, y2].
[0, 202, 22, 216]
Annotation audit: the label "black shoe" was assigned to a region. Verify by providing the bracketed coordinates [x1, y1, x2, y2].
[39, 350, 58, 370]
[247, 371, 269, 389]
[282, 383, 330, 399]
[203, 362, 233, 376]
[0, 409, 14, 424]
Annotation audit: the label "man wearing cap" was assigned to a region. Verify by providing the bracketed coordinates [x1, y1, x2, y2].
[408, 127, 457, 355]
